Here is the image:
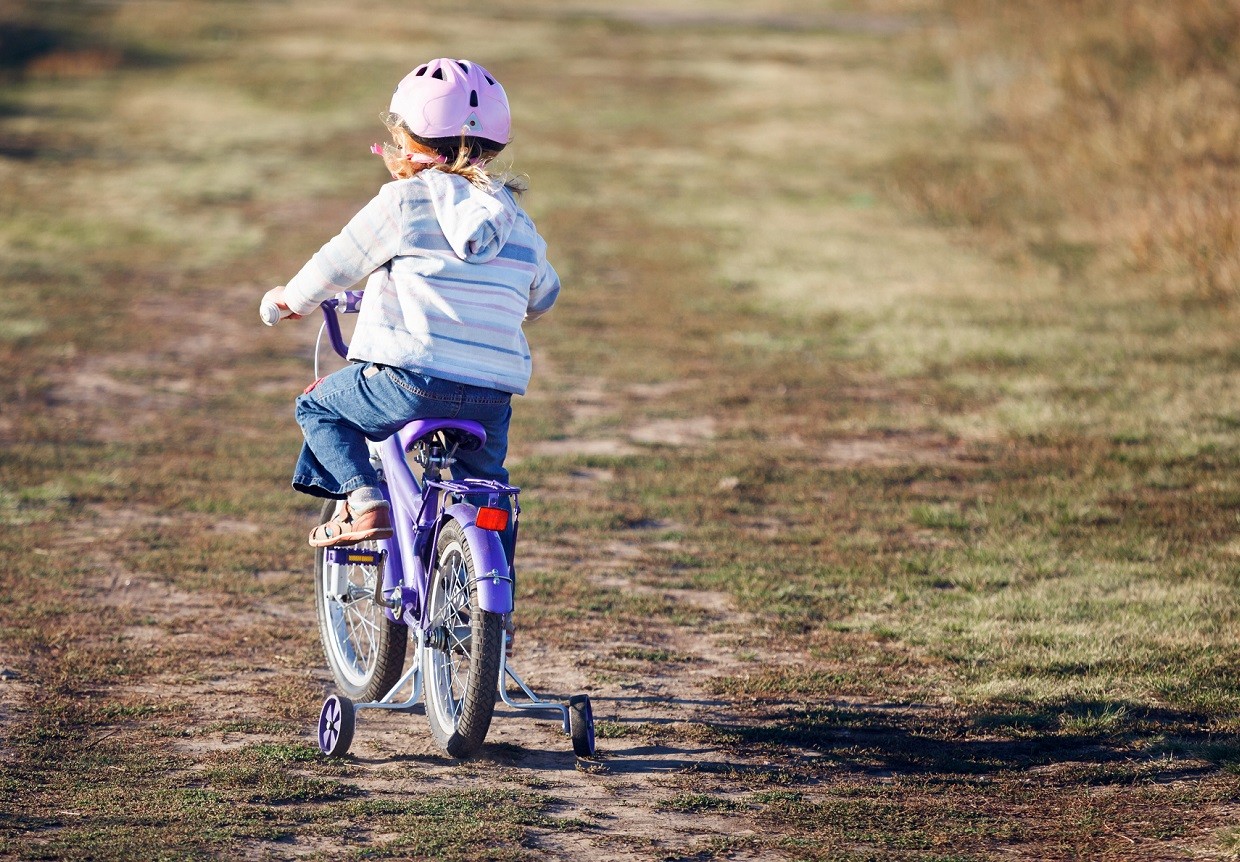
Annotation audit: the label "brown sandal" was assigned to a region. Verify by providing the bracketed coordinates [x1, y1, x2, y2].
[309, 501, 393, 548]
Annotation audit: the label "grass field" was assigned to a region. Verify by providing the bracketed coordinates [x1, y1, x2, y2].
[1, 1, 1237, 860]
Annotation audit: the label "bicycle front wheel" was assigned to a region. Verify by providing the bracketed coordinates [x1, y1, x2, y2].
[314, 500, 408, 702]
[421, 519, 503, 759]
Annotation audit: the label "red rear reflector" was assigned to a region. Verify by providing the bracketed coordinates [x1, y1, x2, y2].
[475, 506, 509, 531]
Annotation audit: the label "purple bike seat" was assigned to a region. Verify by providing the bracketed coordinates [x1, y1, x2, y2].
[395, 418, 487, 453]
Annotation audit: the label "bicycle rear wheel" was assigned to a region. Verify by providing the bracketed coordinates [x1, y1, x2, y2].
[422, 519, 502, 759]
[314, 500, 408, 701]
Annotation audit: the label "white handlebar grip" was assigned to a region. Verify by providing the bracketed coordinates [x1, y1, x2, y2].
[259, 298, 282, 326]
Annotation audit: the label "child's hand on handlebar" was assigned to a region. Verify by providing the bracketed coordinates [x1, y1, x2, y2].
[259, 286, 303, 326]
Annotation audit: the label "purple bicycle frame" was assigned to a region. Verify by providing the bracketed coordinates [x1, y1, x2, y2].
[318, 293, 515, 628]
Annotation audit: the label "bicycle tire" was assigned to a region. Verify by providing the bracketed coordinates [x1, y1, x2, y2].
[422, 519, 502, 759]
[317, 694, 355, 758]
[569, 694, 596, 758]
[314, 500, 408, 701]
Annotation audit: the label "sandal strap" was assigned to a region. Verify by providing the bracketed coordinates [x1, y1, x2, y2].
[312, 516, 349, 541]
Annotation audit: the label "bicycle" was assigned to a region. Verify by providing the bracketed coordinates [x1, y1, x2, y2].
[262, 291, 596, 759]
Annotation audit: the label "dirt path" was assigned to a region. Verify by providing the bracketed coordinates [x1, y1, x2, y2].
[133, 360, 822, 858]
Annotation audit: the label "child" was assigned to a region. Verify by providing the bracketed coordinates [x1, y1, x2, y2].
[262, 58, 559, 548]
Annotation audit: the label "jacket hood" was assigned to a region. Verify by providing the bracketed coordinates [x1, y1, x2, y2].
[422, 169, 517, 264]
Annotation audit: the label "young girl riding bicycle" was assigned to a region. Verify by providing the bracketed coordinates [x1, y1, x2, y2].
[263, 59, 559, 549]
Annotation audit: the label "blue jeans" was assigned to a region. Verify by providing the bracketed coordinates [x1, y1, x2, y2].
[292, 363, 512, 500]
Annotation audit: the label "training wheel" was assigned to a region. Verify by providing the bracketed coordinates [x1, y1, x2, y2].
[568, 694, 595, 757]
[318, 694, 355, 757]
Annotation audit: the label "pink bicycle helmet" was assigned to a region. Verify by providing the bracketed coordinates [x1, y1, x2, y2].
[388, 58, 510, 156]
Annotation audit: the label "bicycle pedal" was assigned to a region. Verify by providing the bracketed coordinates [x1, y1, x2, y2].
[324, 548, 384, 567]
[325, 548, 386, 601]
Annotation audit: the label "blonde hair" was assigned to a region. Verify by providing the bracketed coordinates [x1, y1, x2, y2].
[379, 122, 527, 195]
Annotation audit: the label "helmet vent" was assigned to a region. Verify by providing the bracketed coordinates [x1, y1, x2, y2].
[414, 65, 427, 77]
[431, 67, 445, 80]
[484, 74, 495, 85]
[469, 90, 478, 107]
[457, 60, 469, 71]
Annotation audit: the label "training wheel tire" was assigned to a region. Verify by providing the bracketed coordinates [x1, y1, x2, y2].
[318, 694, 355, 757]
[568, 694, 595, 757]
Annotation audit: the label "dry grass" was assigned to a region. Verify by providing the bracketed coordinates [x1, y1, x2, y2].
[902, 0, 1240, 302]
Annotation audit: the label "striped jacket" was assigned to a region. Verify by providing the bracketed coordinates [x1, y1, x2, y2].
[283, 170, 560, 394]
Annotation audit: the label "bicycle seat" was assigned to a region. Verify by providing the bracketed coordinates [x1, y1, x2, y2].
[395, 418, 487, 454]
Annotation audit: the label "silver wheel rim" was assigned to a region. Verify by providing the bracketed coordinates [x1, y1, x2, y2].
[425, 537, 473, 731]
[322, 541, 385, 689]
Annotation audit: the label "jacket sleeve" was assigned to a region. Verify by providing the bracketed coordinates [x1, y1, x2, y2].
[525, 236, 561, 322]
[283, 184, 403, 316]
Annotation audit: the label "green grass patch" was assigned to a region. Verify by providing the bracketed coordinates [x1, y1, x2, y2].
[659, 792, 744, 814]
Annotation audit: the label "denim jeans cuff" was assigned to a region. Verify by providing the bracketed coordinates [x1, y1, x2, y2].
[293, 472, 371, 500]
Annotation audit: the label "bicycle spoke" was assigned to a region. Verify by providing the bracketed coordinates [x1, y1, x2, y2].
[419, 526, 501, 754]
[342, 614, 365, 670]
[434, 660, 459, 721]
[446, 624, 468, 650]
[318, 531, 406, 700]
[357, 614, 378, 666]
[343, 605, 378, 671]
[335, 561, 385, 674]
[331, 611, 356, 665]
[448, 658, 465, 714]
[447, 563, 468, 607]
[430, 574, 451, 623]
[348, 605, 381, 639]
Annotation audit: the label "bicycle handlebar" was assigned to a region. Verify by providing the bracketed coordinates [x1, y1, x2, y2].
[260, 289, 363, 363]
[259, 290, 363, 326]
[324, 291, 365, 315]
[317, 291, 364, 360]
[259, 298, 284, 326]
